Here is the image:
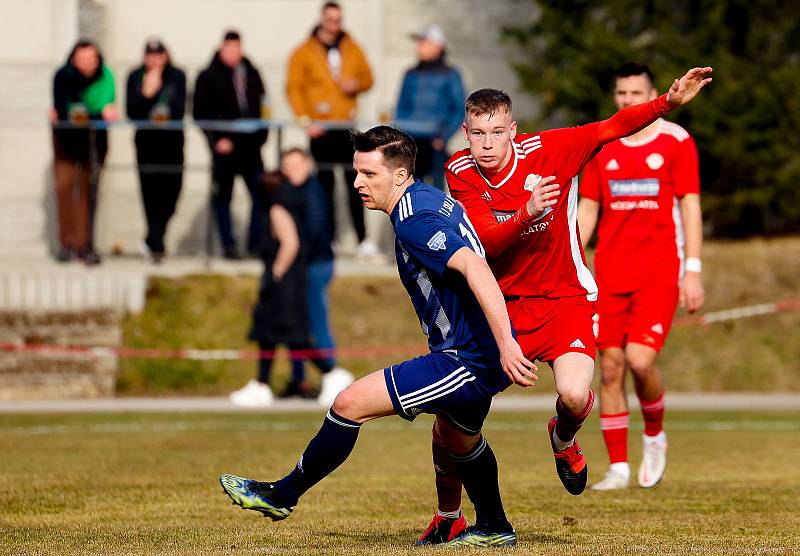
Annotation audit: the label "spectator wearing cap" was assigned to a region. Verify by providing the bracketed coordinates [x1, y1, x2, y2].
[193, 30, 268, 259]
[286, 1, 375, 257]
[395, 24, 465, 190]
[126, 39, 186, 263]
[50, 39, 118, 265]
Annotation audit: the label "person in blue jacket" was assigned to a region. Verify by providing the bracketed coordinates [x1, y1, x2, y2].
[395, 24, 465, 190]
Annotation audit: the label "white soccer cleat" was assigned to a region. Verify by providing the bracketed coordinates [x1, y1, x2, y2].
[229, 379, 274, 408]
[591, 468, 630, 491]
[638, 431, 668, 488]
[318, 367, 354, 408]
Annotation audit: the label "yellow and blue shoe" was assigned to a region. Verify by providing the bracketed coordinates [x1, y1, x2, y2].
[447, 525, 517, 547]
[219, 474, 294, 521]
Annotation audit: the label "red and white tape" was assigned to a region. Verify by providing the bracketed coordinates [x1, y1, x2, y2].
[1, 297, 798, 361]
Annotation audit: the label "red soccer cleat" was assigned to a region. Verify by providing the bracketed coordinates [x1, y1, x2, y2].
[415, 512, 468, 546]
[548, 416, 588, 495]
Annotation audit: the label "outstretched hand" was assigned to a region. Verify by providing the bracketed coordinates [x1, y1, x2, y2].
[667, 67, 713, 106]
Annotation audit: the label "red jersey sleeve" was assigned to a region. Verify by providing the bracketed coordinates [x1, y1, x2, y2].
[446, 167, 534, 259]
[671, 134, 700, 197]
[544, 94, 676, 178]
[579, 155, 603, 202]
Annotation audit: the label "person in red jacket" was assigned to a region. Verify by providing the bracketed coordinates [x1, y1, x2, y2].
[415, 66, 712, 544]
[578, 63, 705, 491]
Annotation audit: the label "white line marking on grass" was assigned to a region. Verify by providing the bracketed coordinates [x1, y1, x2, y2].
[2, 419, 799, 436]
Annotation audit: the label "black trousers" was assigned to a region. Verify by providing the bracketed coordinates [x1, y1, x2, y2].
[211, 148, 264, 253]
[138, 166, 183, 254]
[310, 130, 365, 243]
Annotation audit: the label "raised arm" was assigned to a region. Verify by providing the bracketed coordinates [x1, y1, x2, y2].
[596, 67, 713, 146]
[446, 247, 537, 387]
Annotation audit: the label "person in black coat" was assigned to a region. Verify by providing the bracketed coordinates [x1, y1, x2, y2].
[126, 39, 186, 262]
[193, 30, 269, 259]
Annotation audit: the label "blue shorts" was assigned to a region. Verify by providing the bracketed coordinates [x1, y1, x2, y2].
[383, 352, 509, 435]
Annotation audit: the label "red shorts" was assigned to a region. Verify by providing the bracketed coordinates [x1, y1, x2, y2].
[595, 279, 679, 353]
[506, 296, 596, 364]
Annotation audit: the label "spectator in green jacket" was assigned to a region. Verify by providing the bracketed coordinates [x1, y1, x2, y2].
[50, 39, 117, 265]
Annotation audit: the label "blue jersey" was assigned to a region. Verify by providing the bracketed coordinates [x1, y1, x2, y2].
[391, 180, 502, 368]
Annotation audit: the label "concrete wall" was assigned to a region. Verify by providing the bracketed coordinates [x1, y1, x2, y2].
[0, 0, 537, 259]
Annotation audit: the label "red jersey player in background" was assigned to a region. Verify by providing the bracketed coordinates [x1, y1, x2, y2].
[414, 66, 711, 544]
[578, 63, 705, 491]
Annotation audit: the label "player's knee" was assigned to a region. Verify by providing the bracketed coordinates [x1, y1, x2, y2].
[558, 387, 588, 412]
[331, 387, 358, 418]
[600, 357, 625, 386]
[627, 353, 656, 377]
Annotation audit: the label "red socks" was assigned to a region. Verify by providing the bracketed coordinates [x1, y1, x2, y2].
[640, 393, 665, 437]
[600, 412, 629, 464]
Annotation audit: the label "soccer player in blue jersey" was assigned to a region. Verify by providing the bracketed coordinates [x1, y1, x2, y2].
[219, 126, 538, 547]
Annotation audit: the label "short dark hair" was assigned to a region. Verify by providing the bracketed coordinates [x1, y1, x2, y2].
[615, 62, 655, 88]
[465, 89, 512, 119]
[351, 126, 416, 175]
[322, 2, 341, 11]
[223, 30, 241, 42]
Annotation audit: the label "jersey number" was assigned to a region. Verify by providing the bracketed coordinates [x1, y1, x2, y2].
[459, 216, 486, 259]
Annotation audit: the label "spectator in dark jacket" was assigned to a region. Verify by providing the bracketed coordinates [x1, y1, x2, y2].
[395, 24, 465, 190]
[51, 39, 118, 265]
[230, 149, 353, 408]
[193, 30, 268, 259]
[281, 149, 350, 400]
[126, 39, 186, 263]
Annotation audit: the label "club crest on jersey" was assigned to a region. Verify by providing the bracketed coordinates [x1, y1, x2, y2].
[646, 153, 665, 170]
[427, 231, 447, 251]
[524, 173, 543, 191]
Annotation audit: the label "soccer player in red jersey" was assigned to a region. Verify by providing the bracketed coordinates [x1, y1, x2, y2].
[414, 66, 712, 543]
[578, 63, 705, 491]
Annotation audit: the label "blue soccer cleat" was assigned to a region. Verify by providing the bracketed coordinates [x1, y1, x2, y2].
[446, 525, 517, 547]
[219, 474, 294, 521]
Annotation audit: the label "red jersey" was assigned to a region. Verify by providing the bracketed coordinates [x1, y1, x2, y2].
[446, 93, 676, 302]
[447, 128, 601, 300]
[580, 119, 700, 293]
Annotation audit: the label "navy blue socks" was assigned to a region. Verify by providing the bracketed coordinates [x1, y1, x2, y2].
[452, 436, 512, 532]
[272, 409, 361, 506]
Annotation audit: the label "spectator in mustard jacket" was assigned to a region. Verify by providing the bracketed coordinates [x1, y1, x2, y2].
[286, 1, 375, 256]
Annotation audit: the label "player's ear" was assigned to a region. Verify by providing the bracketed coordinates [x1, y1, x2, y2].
[510, 120, 518, 140]
[394, 165, 409, 186]
[461, 121, 469, 142]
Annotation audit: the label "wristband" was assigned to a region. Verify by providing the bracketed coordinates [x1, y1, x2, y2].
[656, 93, 675, 114]
[685, 257, 702, 273]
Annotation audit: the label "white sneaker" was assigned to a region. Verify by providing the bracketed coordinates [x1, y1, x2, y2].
[356, 239, 380, 257]
[591, 467, 630, 491]
[229, 379, 274, 408]
[318, 367, 354, 408]
[638, 431, 667, 488]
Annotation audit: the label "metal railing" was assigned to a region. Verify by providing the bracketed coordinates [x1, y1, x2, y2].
[50, 118, 441, 264]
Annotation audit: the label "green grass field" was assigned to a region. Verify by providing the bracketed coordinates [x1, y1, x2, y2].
[2, 409, 798, 555]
